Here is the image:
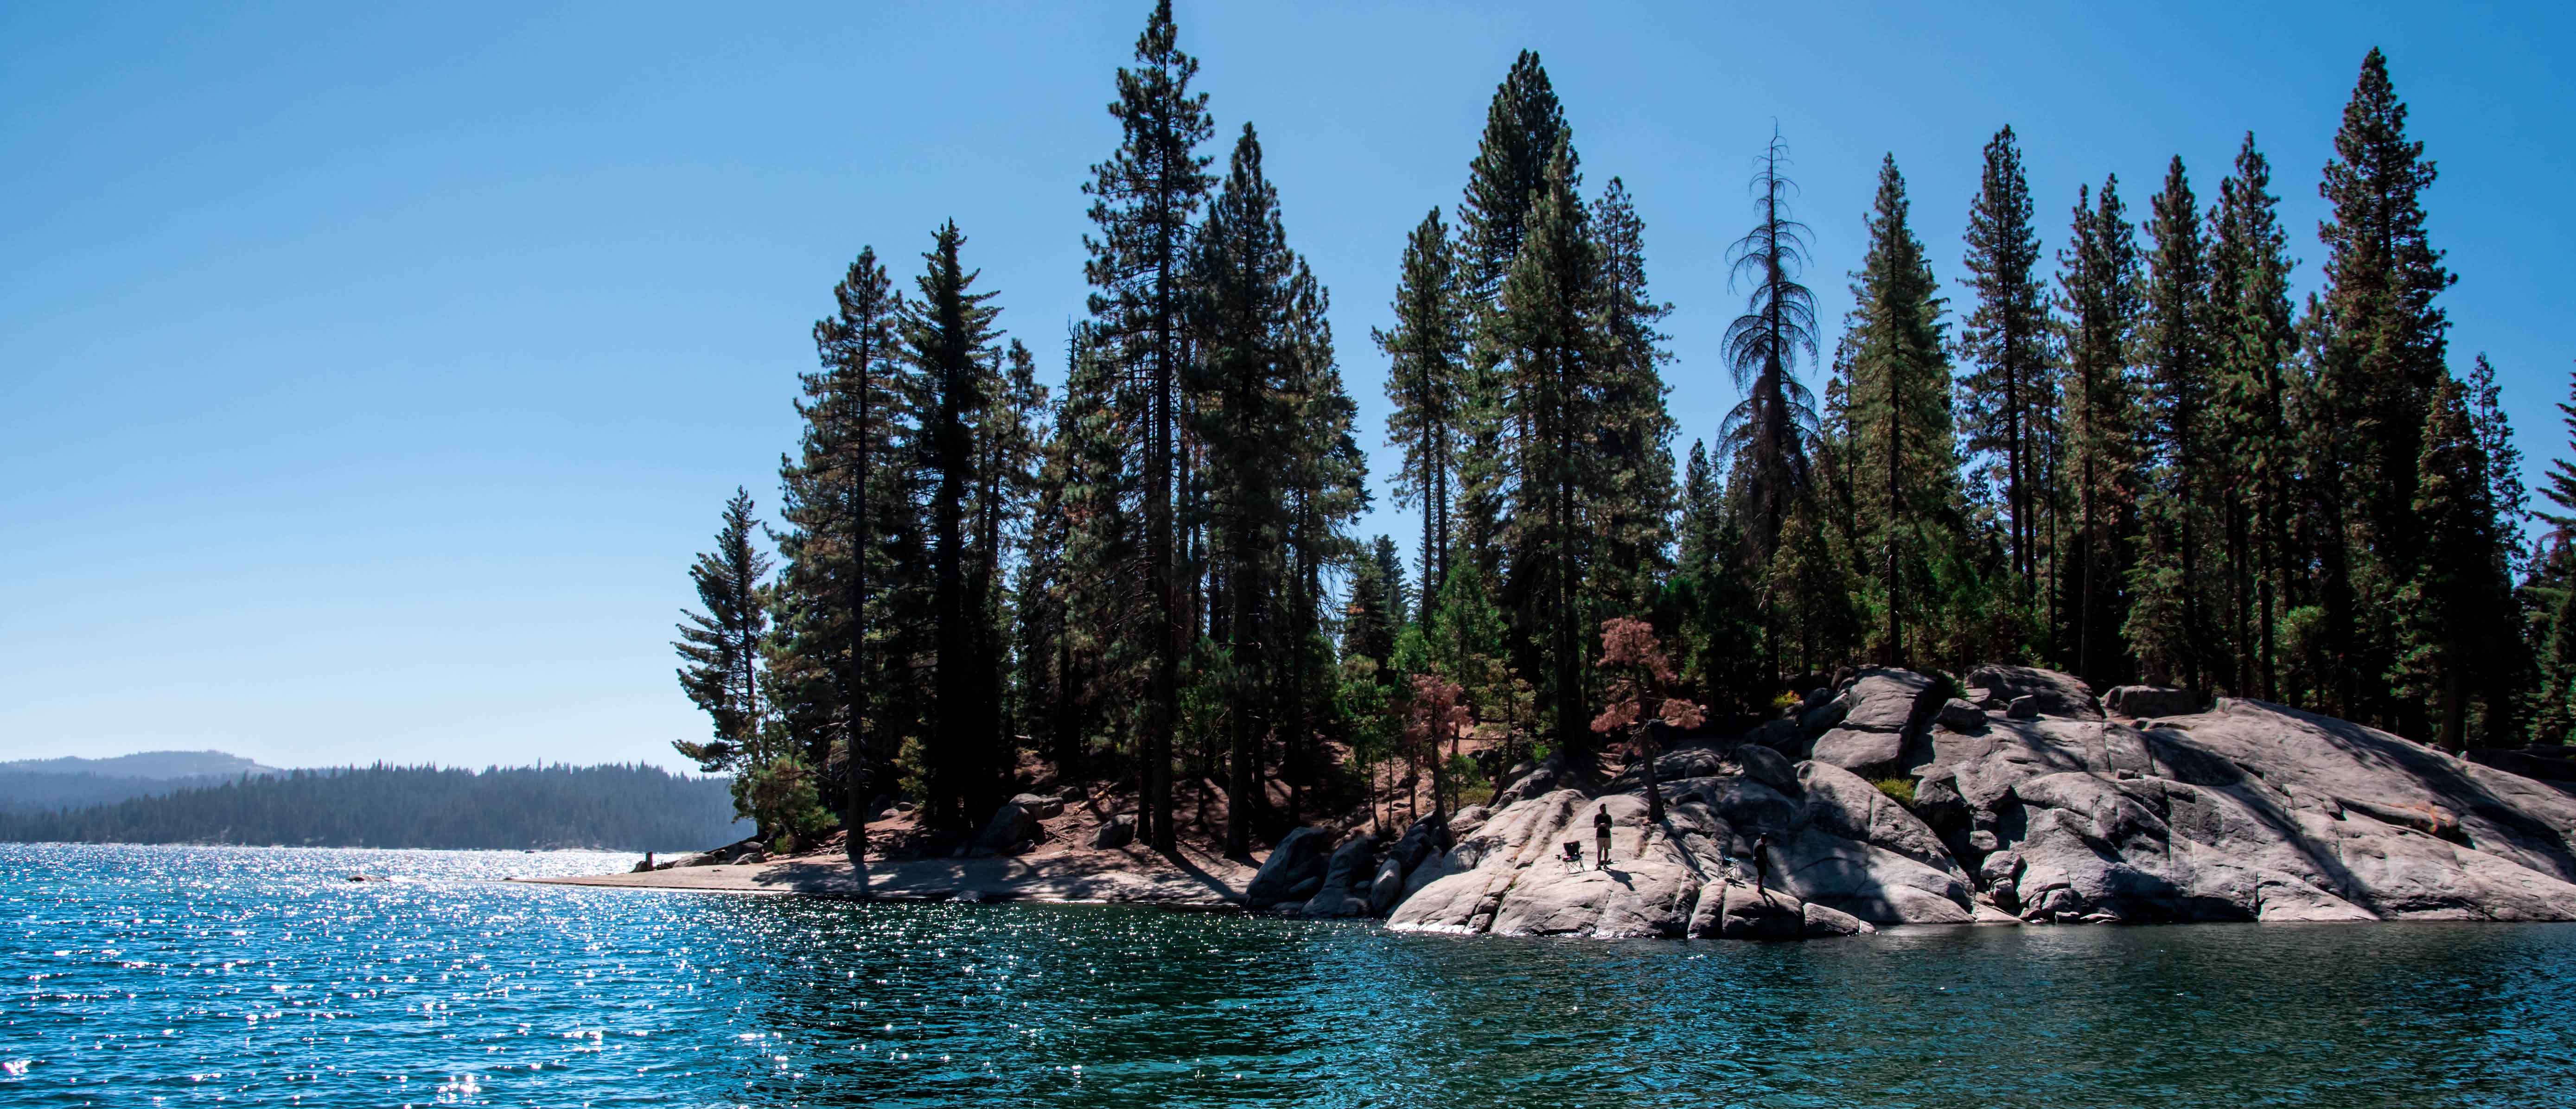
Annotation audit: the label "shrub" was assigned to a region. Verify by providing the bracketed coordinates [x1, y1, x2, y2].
[1870, 775, 1917, 808]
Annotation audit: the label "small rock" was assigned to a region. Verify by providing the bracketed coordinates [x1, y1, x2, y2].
[2006, 695, 2041, 720]
[1936, 698, 1988, 733]
[1967, 829, 2000, 853]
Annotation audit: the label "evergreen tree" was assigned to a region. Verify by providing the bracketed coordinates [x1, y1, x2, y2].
[1720, 127, 1822, 571]
[903, 221, 1007, 834]
[1588, 177, 1679, 617]
[1492, 139, 1601, 769]
[1083, 0, 1215, 850]
[773, 245, 903, 861]
[1454, 51, 1575, 588]
[2209, 134, 2299, 700]
[2391, 376, 2515, 748]
[674, 488, 772, 769]
[1375, 208, 1466, 605]
[2303, 49, 2455, 728]
[1279, 256, 1369, 822]
[1956, 125, 2055, 605]
[2055, 177, 2145, 686]
[1844, 155, 1965, 665]
[2128, 156, 2220, 687]
[1341, 536, 1405, 669]
[1191, 123, 1296, 855]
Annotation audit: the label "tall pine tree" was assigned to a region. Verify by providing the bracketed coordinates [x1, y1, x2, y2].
[1083, 0, 1214, 850]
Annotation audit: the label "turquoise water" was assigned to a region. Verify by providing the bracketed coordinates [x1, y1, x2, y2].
[3, 843, 2573, 1107]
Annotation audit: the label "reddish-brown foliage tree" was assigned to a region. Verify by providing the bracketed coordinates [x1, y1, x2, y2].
[1592, 617, 1705, 822]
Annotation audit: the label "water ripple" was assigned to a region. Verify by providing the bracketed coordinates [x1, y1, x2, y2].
[2, 843, 2572, 1106]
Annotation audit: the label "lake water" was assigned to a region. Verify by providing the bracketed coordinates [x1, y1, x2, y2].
[3, 843, 2573, 1107]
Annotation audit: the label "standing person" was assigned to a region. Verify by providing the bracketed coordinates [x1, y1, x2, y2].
[1751, 833, 1774, 894]
[1594, 805, 1614, 870]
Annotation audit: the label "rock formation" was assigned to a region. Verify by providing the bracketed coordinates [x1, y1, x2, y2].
[1247, 664, 2576, 941]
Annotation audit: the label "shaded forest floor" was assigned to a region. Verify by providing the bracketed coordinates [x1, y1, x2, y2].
[525, 777, 1259, 904]
[532, 731, 1516, 904]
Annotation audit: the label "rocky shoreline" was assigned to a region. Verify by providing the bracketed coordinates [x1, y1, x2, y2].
[1249, 666, 2576, 939]
[541, 665, 2576, 941]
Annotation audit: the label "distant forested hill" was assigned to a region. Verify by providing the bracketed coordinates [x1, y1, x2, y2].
[0, 750, 289, 815]
[0, 764, 743, 851]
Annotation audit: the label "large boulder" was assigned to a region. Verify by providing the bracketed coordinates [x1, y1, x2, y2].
[976, 800, 1041, 852]
[1926, 698, 2576, 923]
[1008, 792, 1065, 820]
[1811, 727, 1906, 777]
[1968, 665, 2102, 721]
[1088, 814, 1136, 850]
[1802, 900, 1876, 937]
[1733, 742, 1800, 796]
[1246, 826, 1336, 909]
[1836, 668, 1943, 733]
[1297, 833, 1382, 919]
[2104, 685, 2206, 719]
[1702, 882, 1804, 940]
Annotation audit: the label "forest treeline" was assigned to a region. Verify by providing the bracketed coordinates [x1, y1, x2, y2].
[672, 3, 2575, 853]
[0, 765, 742, 851]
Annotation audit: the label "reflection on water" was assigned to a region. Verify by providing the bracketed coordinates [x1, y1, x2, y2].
[2, 842, 2571, 1107]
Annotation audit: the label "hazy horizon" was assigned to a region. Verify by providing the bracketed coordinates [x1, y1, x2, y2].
[5, 1, 2568, 769]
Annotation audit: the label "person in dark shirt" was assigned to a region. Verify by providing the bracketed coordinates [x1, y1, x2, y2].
[1593, 805, 1613, 870]
[1751, 833, 1773, 893]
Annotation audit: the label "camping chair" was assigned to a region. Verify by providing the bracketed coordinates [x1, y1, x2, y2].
[1560, 840, 1585, 873]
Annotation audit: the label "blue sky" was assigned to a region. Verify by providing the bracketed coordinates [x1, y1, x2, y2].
[3, 2, 2567, 770]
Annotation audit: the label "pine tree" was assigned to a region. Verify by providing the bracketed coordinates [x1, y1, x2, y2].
[1492, 139, 1600, 770]
[1844, 155, 1964, 665]
[1279, 256, 1368, 822]
[674, 490, 813, 842]
[2209, 134, 2299, 700]
[1375, 208, 1466, 606]
[1191, 123, 1296, 856]
[1341, 536, 1405, 669]
[1588, 177, 1678, 618]
[1083, 0, 1214, 851]
[1454, 51, 1575, 590]
[2305, 48, 2455, 729]
[1720, 127, 1822, 572]
[1956, 125, 2055, 606]
[903, 221, 1006, 835]
[773, 246, 902, 860]
[2391, 376, 2514, 748]
[2128, 156, 2220, 687]
[2528, 364, 2576, 741]
[2055, 177, 2145, 686]
[675, 488, 772, 768]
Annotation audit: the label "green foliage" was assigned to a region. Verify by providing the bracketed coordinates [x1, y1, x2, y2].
[1870, 776, 1918, 808]
[1845, 155, 1970, 666]
[740, 754, 838, 854]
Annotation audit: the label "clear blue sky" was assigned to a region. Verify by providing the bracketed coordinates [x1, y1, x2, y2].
[3, 2, 2567, 770]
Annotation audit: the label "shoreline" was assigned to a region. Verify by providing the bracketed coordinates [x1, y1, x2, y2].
[516, 835, 1257, 907]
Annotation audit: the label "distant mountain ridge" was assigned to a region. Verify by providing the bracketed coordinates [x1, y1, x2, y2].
[0, 762, 742, 851]
[0, 750, 287, 815]
[1, 750, 286, 779]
